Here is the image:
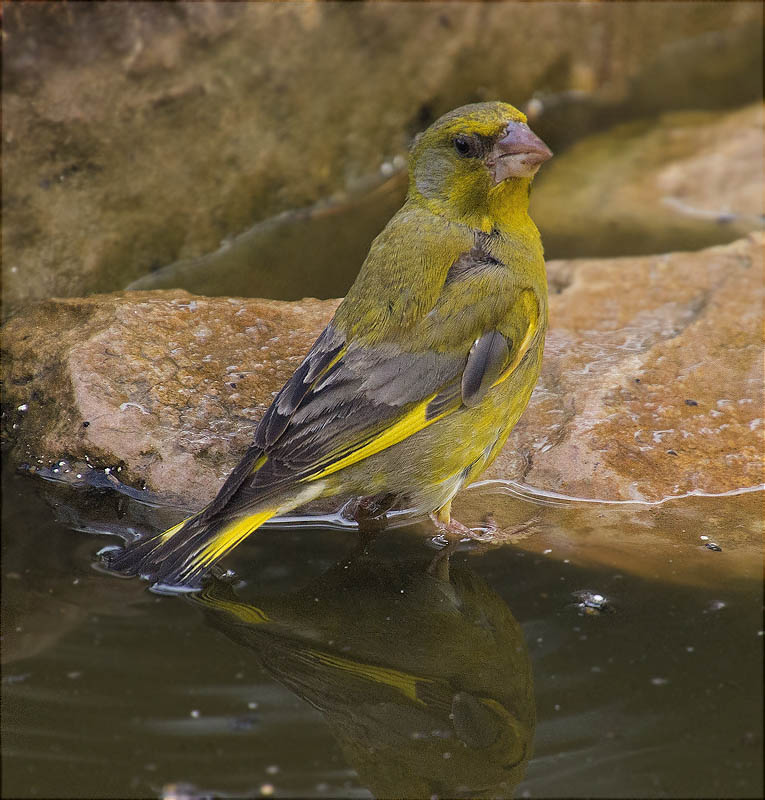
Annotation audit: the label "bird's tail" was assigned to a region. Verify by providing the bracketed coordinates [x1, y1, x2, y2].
[106, 506, 278, 590]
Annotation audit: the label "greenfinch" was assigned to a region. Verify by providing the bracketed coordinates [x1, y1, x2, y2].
[110, 101, 552, 589]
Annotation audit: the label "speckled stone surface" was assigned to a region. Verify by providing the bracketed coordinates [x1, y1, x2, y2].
[2, 292, 338, 504]
[488, 232, 764, 501]
[3, 235, 762, 506]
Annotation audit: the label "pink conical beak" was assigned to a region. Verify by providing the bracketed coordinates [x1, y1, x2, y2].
[487, 122, 553, 182]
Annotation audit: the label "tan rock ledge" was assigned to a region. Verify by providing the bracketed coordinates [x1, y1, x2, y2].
[2, 233, 762, 507]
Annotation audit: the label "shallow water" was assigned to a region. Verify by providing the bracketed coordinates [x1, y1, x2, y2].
[2, 468, 762, 799]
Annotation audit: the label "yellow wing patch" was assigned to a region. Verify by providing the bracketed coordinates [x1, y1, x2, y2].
[287, 291, 539, 485]
[304, 396, 449, 481]
[249, 453, 268, 475]
[318, 346, 347, 377]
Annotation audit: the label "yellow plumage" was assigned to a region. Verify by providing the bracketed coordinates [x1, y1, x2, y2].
[108, 101, 552, 589]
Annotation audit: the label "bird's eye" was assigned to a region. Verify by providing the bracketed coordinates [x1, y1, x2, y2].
[453, 135, 474, 157]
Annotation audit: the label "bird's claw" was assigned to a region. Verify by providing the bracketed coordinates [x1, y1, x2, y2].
[428, 512, 473, 539]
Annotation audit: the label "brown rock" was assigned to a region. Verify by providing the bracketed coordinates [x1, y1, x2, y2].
[2, 235, 762, 508]
[2, 292, 338, 505]
[487, 232, 764, 501]
[3, 1, 761, 317]
[531, 104, 765, 259]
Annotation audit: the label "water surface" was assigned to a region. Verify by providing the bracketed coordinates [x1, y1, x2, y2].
[2, 468, 761, 798]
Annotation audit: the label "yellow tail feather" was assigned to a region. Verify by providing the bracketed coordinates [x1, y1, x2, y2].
[189, 509, 278, 576]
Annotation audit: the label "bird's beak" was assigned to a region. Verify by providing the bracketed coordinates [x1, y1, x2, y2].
[486, 122, 553, 183]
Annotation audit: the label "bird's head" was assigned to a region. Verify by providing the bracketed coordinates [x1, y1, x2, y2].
[408, 101, 552, 231]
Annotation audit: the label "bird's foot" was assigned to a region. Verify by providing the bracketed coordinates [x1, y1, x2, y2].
[469, 514, 542, 552]
[428, 512, 474, 539]
[427, 513, 541, 574]
[475, 512, 499, 539]
[428, 511, 499, 542]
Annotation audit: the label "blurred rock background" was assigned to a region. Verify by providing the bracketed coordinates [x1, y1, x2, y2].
[2, 1, 762, 316]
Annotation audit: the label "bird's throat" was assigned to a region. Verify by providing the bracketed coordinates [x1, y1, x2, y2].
[485, 177, 533, 232]
[418, 175, 534, 234]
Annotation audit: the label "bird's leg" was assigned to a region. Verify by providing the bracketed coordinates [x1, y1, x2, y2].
[426, 500, 469, 579]
[429, 499, 473, 538]
[344, 493, 397, 555]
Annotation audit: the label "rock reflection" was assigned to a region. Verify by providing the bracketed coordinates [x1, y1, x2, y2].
[192, 550, 535, 799]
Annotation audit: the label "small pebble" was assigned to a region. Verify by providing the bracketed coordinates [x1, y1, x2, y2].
[705, 542, 722, 552]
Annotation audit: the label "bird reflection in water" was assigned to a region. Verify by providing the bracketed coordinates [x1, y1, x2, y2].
[191, 544, 535, 799]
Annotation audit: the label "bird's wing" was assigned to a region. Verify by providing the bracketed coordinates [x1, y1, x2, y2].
[204, 294, 540, 521]
[205, 322, 464, 518]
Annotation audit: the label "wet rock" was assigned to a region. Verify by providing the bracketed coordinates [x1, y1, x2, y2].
[2, 235, 761, 507]
[532, 103, 764, 259]
[2, 292, 338, 505]
[3, 1, 761, 317]
[487, 233, 763, 502]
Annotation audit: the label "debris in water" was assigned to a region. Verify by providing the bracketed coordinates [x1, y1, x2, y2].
[572, 590, 611, 615]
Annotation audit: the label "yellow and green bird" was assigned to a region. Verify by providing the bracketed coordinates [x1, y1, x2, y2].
[111, 101, 552, 589]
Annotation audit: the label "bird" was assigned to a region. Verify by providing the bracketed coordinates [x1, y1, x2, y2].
[109, 101, 552, 590]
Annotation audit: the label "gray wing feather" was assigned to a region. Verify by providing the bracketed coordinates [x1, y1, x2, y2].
[461, 330, 510, 407]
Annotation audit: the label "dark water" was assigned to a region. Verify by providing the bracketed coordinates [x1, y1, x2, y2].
[2, 467, 762, 799]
